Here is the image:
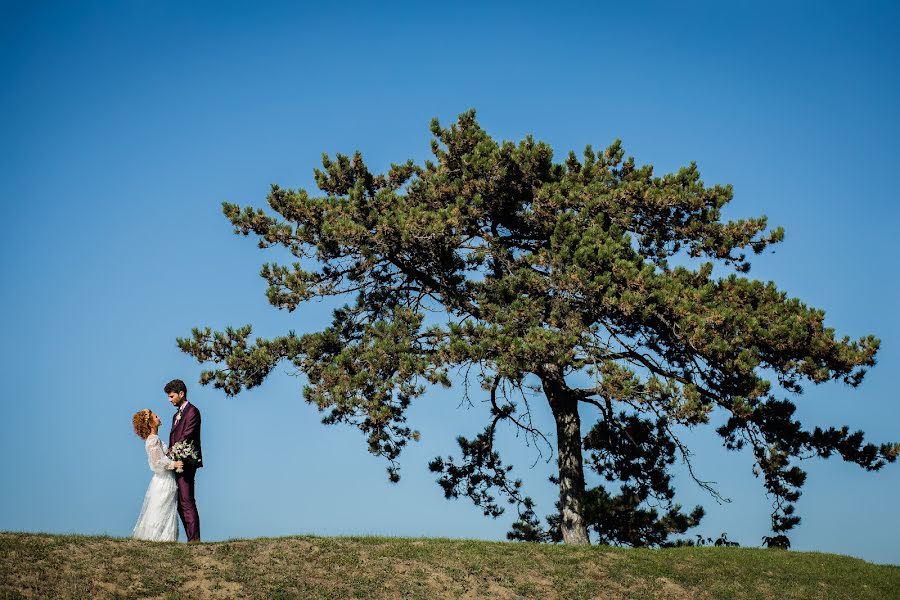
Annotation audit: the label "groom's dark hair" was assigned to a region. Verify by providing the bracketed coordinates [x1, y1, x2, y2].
[164, 379, 188, 397]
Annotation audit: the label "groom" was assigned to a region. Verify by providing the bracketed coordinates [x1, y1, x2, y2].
[165, 378, 203, 542]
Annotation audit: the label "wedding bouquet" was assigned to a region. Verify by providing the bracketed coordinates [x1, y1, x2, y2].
[168, 440, 199, 473]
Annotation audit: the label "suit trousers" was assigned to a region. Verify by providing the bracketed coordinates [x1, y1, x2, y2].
[175, 469, 200, 541]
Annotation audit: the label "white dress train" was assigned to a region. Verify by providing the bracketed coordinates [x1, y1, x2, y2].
[132, 434, 179, 542]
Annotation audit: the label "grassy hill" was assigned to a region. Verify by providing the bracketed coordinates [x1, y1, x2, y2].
[1, 532, 897, 599]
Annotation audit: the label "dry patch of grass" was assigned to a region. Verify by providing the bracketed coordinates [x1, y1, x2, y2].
[1, 532, 897, 599]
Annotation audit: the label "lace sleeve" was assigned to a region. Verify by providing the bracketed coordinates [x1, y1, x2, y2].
[147, 436, 175, 474]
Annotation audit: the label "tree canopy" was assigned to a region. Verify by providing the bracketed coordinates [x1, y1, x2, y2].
[178, 110, 898, 546]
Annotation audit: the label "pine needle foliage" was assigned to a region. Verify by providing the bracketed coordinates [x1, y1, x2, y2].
[178, 110, 898, 546]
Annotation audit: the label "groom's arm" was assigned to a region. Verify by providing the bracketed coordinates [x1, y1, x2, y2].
[180, 406, 200, 441]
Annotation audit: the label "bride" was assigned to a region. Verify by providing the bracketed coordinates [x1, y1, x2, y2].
[131, 409, 184, 541]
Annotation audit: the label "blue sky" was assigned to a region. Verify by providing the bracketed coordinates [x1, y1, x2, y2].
[1, 0, 898, 564]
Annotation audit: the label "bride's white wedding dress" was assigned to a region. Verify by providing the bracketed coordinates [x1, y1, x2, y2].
[132, 433, 178, 542]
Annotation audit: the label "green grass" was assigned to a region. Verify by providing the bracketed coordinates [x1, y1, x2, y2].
[1, 532, 897, 599]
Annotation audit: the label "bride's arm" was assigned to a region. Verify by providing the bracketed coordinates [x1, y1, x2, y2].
[148, 438, 177, 474]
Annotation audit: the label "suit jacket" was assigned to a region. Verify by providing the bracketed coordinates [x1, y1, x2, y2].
[170, 402, 203, 469]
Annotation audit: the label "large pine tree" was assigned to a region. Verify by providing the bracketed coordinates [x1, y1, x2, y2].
[179, 111, 898, 546]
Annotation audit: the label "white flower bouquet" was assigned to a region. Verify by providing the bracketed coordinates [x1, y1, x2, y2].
[168, 440, 199, 473]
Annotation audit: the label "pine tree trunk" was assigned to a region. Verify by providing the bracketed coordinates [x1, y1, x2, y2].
[542, 365, 590, 545]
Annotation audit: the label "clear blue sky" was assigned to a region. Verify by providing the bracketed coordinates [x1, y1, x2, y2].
[2, 0, 898, 565]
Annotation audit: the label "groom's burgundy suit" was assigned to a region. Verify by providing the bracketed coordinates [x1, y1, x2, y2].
[170, 401, 202, 542]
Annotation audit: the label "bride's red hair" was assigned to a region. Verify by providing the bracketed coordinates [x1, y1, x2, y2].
[132, 409, 153, 439]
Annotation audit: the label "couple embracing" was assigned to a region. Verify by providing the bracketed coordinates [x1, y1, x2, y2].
[131, 379, 203, 542]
